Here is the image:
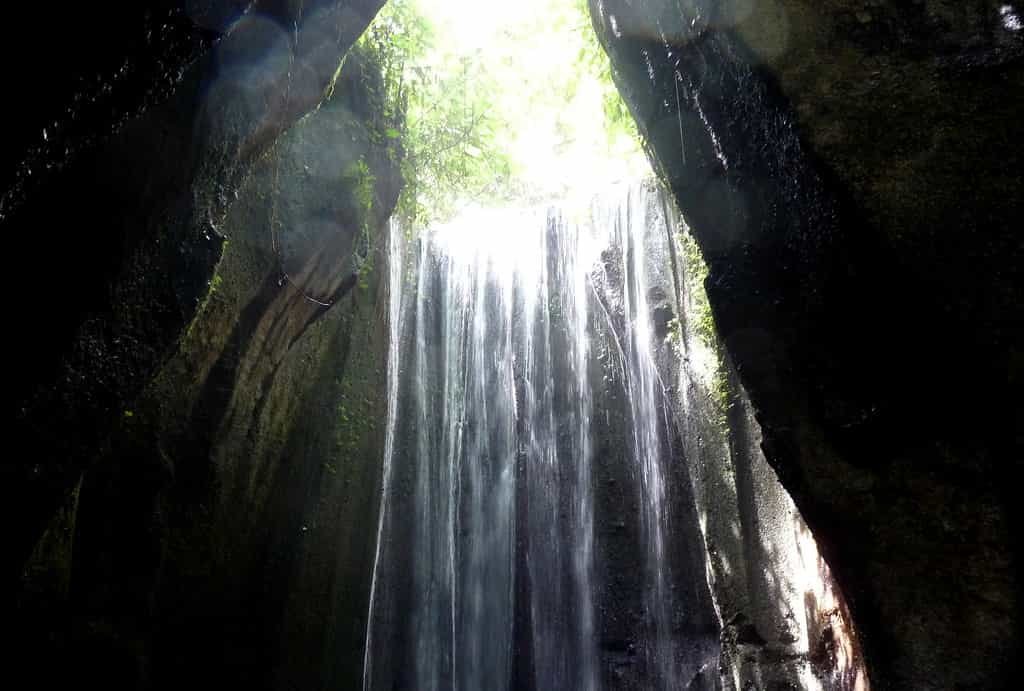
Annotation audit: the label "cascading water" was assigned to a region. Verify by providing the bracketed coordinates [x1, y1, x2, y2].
[602, 195, 678, 689]
[364, 182, 722, 691]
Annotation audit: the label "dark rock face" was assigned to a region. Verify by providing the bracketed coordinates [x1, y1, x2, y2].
[639, 183, 867, 689]
[591, 0, 1022, 688]
[5, 2, 394, 688]
[5, 0, 387, 591]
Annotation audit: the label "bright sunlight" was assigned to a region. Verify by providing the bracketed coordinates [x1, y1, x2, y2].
[362, 0, 647, 227]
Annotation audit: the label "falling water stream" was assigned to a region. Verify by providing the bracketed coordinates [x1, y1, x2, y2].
[364, 182, 713, 691]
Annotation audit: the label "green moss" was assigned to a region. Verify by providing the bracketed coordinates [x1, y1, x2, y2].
[182, 240, 228, 342]
[678, 229, 715, 346]
[342, 156, 378, 291]
[665, 316, 683, 348]
[678, 227, 732, 427]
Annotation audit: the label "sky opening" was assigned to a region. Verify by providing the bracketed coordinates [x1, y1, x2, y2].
[365, 0, 648, 227]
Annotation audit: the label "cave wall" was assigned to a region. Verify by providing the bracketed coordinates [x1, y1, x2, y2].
[633, 182, 868, 689]
[62, 48, 398, 691]
[5, 0, 387, 591]
[591, 1, 1022, 688]
[6, 1, 1021, 688]
[6, 3, 397, 688]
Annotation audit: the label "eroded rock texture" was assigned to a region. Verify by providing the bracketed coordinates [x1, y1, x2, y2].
[5, 0, 387, 587]
[592, 0, 1022, 688]
[5, 2, 395, 688]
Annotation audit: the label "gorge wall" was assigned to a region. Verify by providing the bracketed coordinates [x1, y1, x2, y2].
[3, 1, 1019, 688]
[5, 0, 387, 587]
[591, 0, 1022, 688]
[6, 3, 397, 689]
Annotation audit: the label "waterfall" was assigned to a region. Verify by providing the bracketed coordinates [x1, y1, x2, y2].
[363, 221, 408, 691]
[364, 182, 721, 691]
[599, 192, 678, 688]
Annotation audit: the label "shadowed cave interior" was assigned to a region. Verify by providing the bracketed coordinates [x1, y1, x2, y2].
[3, 1, 1021, 690]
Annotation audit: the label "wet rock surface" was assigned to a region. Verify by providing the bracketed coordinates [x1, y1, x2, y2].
[5, 0, 387, 591]
[592, 0, 1022, 687]
[5, 3, 394, 688]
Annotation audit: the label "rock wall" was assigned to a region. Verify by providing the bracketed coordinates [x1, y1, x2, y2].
[6, 3, 398, 687]
[591, 1, 1022, 687]
[5, 0, 387, 591]
[633, 182, 868, 689]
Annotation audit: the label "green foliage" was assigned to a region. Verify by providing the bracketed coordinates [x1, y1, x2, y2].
[398, 55, 513, 223]
[348, 158, 376, 221]
[360, 0, 511, 228]
[568, 0, 640, 145]
[358, 0, 643, 229]
[343, 157, 378, 289]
